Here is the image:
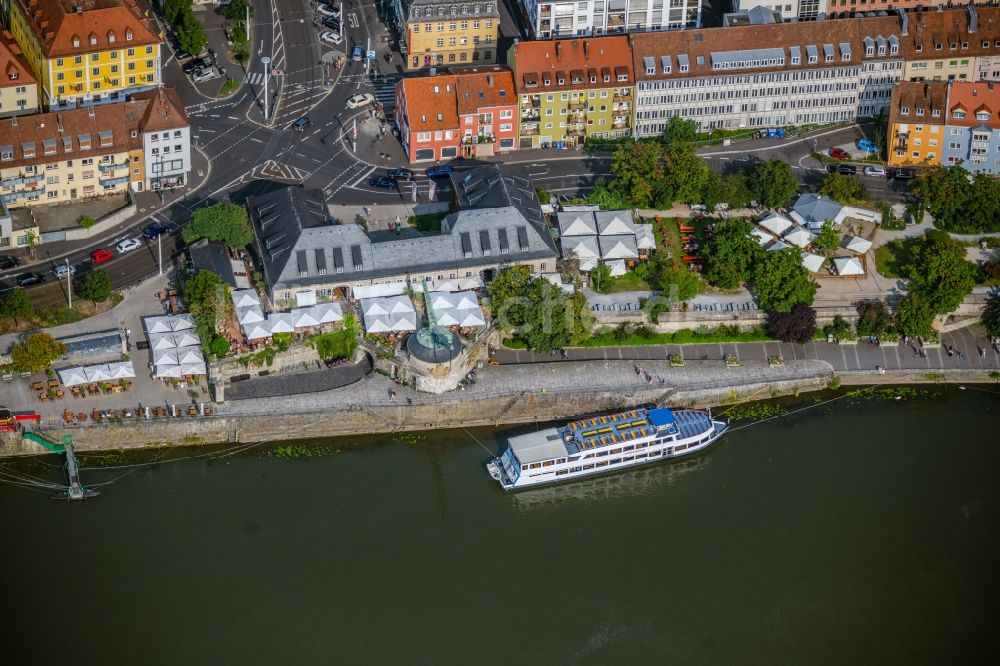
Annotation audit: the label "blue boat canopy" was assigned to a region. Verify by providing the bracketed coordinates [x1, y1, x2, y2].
[647, 407, 676, 428]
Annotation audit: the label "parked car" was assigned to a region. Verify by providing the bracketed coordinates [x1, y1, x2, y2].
[837, 164, 857, 175]
[892, 169, 916, 180]
[143, 221, 171, 239]
[856, 138, 879, 153]
[346, 93, 374, 109]
[0, 255, 20, 270]
[351, 44, 364, 62]
[426, 165, 454, 178]
[115, 238, 142, 254]
[90, 248, 113, 264]
[322, 17, 342, 31]
[316, 3, 341, 18]
[175, 51, 193, 64]
[368, 176, 398, 189]
[191, 67, 220, 83]
[828, 147, 850, 160]
[53, 264, 76, 279]
[387, 168, 415, 180]
[320, 30, 343, 47]
[292, 117, 313, 131]
[864, 165, 887, 177]
[183, 57, 212, 74]
[16, 272, 45, 287]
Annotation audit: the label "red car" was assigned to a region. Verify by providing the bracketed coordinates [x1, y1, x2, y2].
[828, 147, 849, 160]
[90, 248, 113, 264]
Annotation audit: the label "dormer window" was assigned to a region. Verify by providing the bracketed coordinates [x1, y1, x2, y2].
[108, 31, 116, 44]
[557, 76, 564, 84]
[89, 33, 97, 45]
[877, 45, 886, 56]
[9, 71, 17, 80]
[543, 77, 551, 85]
[950, 42, 957, 50]
[983, 40, 990, 48]
[590, 75, 596, 83]
[953, 109, 966, 120]
[603, 74, 610, 81]
[916, 107, 925, 117]
[889, 43, 898, 56]
[125, 30, 133, 41]
[932, 109, 941, 118]
[900, 105, 909, 115]
[976, 111, 990, 121]
[916, 44, 923, 53]
[72, 35, 80, 48]
[935, 42, 943, 51]
[962, 42, 968, 50]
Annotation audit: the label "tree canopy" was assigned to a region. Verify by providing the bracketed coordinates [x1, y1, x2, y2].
[488, 267, 592, 351]
[983, 295, 1000, 338]
[183, 202, 254, 248]
[591, 138, 709, 209]
[702, 219, 762, 290]
[752, 247, 818, 312]
[819, 172, 866, 204]
[915, 164, 1000, 233]
[813, 220, 840, 253]
[766, 303, 817, 344]
[77, 269, 112, 302]
[589, 263, 612, 294]
[0, 289, 33, 323]
[700, 171, 751, 213]
[902, 230, 977, 315]
[746, 160, 799, 209]
[184, 270, 227, 350]
[220, 0, 253, 21]
[660, 117, 699, 145]
[855, 300, 895, 337]
[10, 333, 66, 373]
[897, 291, 935, 338]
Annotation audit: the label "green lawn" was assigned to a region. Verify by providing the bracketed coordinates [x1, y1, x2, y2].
[607, 271, 652, 293]
[408, 212, 446, 234]
[311, 330, 357, 360]
[873, 239, 913, 279]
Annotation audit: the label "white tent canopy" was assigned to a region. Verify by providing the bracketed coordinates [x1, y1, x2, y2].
[57, 367, 89, 387]
[758, 213, 794, 236]
[751, 227, 774, 246]
[833, 256, 865, 276]
[231, 289, 261, 308]
[106, 361, 136, 379]
[245, 322, 272, 340]
[767, 240, 791, 252]
[783, 226, 816, 249]
[237, 306, 265, 325]
[144, 314, 195, 334]
[352, 282, 407, 300]
[606, 259, 628, 277]
[801, 252, 826, 273]
[845, 236, 873, 254]
[85, 365, 112, 382]
[267, 313, 296, 334]
[361, 295, 416, 333]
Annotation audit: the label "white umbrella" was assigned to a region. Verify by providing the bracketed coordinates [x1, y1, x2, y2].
[801, 252, 826, 273]
[155, 365, 184, 378]
[758, 213, 794, 236]
[834, 256, 865, 276]
[767, 240, 791, 252]
[147, 333, 177, 351]
[783, 227, 816, 248]
[85, 365, 112, 382]
[606, 260, 628, 277]
[267, 313, 296, 333]
[107, 361, 135, 379]
[291, 307, 321, 328]
[435, 309, 460, 327]
[58, 367, 88, 387]
[391, 313, 417, 332]
[180, 362, 207, 376]
[365, 315, 392, 333]
[460, 309, 486, 327]
[751, 227, 773, 246]
[845, 236, 873, 254]
[174, 347, 205, 364]
[237, 306, 265, 325]
[453, 292, 479, 310]
[245, 323, 272, 340]
[313, 303, 343, 323]
[231, 289, 261, 308]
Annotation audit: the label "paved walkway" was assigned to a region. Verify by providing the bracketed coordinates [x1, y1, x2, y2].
[494, 326, 1000, 374]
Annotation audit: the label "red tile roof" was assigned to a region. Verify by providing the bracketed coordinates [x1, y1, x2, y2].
[398, 75, 459, 131]
[133, 87, 188, 132]
[509, 36, 633, 94]
[888, 80, 948, 127]
[946, 80, 1000, 128]
[0, 30, 36, 89]
[0, 86, 186, 169]
[451, 65, 515, 114]
[15, 0, 160, 58]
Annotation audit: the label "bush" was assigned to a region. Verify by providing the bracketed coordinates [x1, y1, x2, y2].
[311, 330, 357, 360]
[766, 304, 817, 344]
[10, 333, 66, 373]
[209, 335, 230, 357]
[79, 215, 96, 229]
[590, 264, 612, 294]
[77, 269, 112, 302]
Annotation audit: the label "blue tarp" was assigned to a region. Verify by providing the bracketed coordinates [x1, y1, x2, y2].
[647, 407, 676, 427]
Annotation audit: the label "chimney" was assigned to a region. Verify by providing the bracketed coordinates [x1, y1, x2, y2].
[487, 74, 493, 87]
[555, 41, 561, 60]
[56, 113, 64, 133]
[584, 41, 589, 59]
[88, 105, 94, 118]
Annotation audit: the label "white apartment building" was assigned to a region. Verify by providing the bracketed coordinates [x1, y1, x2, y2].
[630, 11, 906, 135]
[520, 0, 701, 40]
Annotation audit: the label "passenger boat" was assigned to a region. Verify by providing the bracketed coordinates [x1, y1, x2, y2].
[486, 406, 727, 491]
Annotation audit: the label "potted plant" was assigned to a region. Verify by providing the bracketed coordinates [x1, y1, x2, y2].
[669, 354, 685, 367]
[768, 355, 784, 366]
[724, 353, 740, 367]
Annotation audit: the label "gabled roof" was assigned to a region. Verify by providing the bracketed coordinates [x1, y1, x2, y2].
[801, 252, 825, 273]
[594, 210, 635, 235]
[452, 65, 515, 114]
[398, 74, 459, 131]
[450, 163, 547, 231]
[15, 0, 161, 58]
[509, 35, 633, 94]
[833, 256, 865, 276]
[557, 212, 598, 236]
[888, 80, 948, 127]
[133, 87, 189, 132]
[783, 226, 816, 249]
[946, 80, 1000, 129]
[0, 31, 36, 89]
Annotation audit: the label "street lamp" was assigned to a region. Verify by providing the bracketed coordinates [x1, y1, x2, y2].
[65, 258, 72, 309]
[261, 56, 271, 121]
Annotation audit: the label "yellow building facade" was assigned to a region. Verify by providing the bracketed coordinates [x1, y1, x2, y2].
[0, 30, 39, 118]
[400, 0, 499, 71]
[9, 0, 161, 109]
[887, 81, 947, 168]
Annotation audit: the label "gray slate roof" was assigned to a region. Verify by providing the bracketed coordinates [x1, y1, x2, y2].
[450, 163, 547, 232]
[189, 239, 237, 287]
[249, 184, 556, 291]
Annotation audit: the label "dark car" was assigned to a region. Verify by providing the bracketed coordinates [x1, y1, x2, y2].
[0, 255, 20, 270]
[322, 17, 342, 30]
[387, 168, 415, 180]
[292, 117, 313, 131]
[183, 57, 212, 74]
[892, 169, 915, 180]
[368, 176, 398, 189]
[426, 165, 454, 178]
[825, 164, 838, 173]
[175, 51, 193, 64]
[16, 272, 45, 287]
[836, 164, 857, 175]
[143, 221, 171, 239]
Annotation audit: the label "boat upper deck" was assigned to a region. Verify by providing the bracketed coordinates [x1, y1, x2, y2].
[559, 407, 678, 454]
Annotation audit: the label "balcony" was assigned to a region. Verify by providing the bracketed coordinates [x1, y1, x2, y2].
[463, 134, 496, 145]
[612, 102, 630, 112]
[521, 123, 540, 136]
[521, 94, 540, 108]
[567, 99, 585, 110]
[99, 175, 130, 188]
[98, 160, 130, 173]
[568, 128, 586, 138]
[613, 91, 632, 102]
[521, 108, 540, 120]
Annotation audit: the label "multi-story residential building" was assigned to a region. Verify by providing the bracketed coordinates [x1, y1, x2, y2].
[901, 6, 1000, 83]
[393, 0, 499, 71]
[630, 12, 905, 135]
[0, 86, 188, 207]
[887, 80, 947, 168]
[134, 88, 191, 191]
[521, 0, 701, 40]
[9, 0, 161, 109]
[0, 30, 38, 117]
[395, 66, 518, 161]
[889, 79, 1000, 173]
[731, 0, 995, 23]
[508, 36, 634, 149]
[940, 81, 1000, 172]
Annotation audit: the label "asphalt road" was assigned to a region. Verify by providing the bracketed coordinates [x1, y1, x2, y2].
[0, 0, 913, 309]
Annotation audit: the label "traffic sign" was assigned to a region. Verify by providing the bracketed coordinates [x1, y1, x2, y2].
[367, 50, 377, 61]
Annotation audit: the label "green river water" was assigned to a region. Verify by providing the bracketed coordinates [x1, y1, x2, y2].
[3, 387, 999, 664]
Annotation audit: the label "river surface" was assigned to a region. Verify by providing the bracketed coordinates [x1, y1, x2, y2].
[3, 387, 999, 664]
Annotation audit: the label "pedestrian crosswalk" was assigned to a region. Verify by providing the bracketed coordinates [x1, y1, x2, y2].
[373, 75, 400, 116]
[246, 71, 265, 86]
